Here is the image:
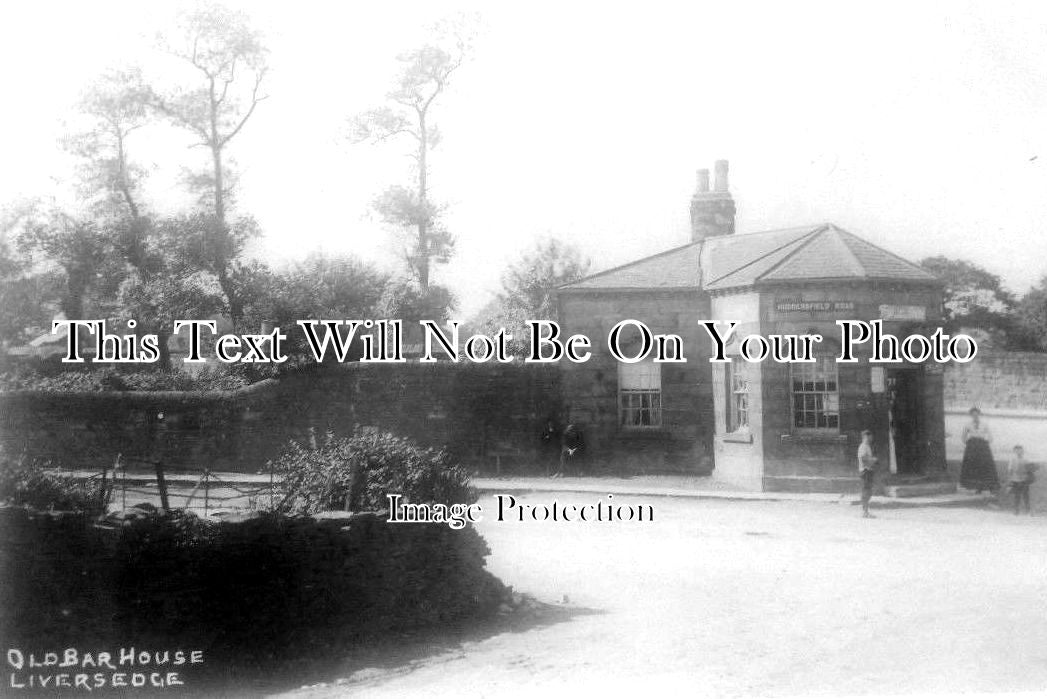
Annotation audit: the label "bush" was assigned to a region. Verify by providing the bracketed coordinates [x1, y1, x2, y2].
[270, 429, 476, 515]
[0, 450, 109, 516]
[0, 365, 251, 392]
[0, 506, 508, 676]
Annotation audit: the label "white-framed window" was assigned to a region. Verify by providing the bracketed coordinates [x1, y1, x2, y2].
[725, 360, 750, 432]
[790, 356, 839, 430]
[619, 360, 662, 428]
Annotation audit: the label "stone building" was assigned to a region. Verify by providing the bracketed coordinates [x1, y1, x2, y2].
[557, 161, 949, 492]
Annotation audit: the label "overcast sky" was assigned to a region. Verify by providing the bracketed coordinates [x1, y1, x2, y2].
[3, 1, 1047, 317]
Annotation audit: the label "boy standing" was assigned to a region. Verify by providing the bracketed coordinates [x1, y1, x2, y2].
[1006, 445, 1037, 515]
[858, 430, 878, 518]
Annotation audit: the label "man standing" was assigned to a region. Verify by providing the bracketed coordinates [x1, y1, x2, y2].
[858, 430, 879, 518]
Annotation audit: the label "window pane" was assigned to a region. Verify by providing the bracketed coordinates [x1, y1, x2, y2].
[620, 389, 661, 428]
[789, 357, 840, 431]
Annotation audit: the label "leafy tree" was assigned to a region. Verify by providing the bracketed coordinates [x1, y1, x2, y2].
[152, 1, 269, 329]
[351, 19, 472, 292]
[0, 228, 22, 280]
[274, 252, 390, 318]
[115, 215, 226, 369]
[380, 280, 456, 325]
[500, 238, 590, 320]
[0, 228, 63, 345]
[63, 68, 228, 369]
[243, 251, 392, 361]
[473, 238, 590, 347]
[65, 67, 152, 221]
[161, 212, 261, 314]
[2, 77, 148, 345]
[13, 206, 117, 321]
[919, 256, 1029, 349]
[1014, 277, 1047, 352]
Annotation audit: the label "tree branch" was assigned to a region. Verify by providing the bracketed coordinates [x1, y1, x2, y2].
[218, 68, 268, 148]
[151, 96, 211, 143]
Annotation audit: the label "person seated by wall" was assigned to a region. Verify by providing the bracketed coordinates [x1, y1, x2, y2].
[540, 418, 561, 476]
[556, 423, 585, 478]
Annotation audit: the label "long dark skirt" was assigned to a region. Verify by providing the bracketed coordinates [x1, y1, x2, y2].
[960, 437, 1000, 492]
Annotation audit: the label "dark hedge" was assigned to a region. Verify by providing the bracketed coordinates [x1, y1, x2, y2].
[0, 506, 508, 677]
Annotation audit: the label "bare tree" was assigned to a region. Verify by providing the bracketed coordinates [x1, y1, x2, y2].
[351, 19, 473, 292]
[151, 1, 269, 329]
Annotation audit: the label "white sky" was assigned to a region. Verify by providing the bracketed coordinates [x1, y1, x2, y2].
[3, 1, 1047, 317]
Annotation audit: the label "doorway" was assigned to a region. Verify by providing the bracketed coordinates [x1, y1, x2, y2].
[886, 369, 922, 474]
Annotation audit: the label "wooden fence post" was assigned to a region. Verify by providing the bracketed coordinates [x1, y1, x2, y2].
[155, 460, 170, 512]
[99, 454, 117, 514]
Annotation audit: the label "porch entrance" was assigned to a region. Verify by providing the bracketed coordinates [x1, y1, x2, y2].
[886, 368, 922, 475]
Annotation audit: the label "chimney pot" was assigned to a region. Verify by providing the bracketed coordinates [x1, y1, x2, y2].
[714, 159, 729, 192]
[690, 160, 736, 243]
[696, 169, 710, 193]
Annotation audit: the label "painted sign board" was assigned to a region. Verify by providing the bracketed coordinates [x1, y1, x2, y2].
[879, 304, 926, 321]
[774, 300, 855, 313]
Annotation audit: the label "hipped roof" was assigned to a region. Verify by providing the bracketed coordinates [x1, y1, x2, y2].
[560, 223, 937, 293]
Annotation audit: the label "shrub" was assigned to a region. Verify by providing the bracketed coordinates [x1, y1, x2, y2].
[269, 429, 476, 515]
[0, 450, 109, 516]
[0, 506, 508, 675]
[0, 365, 251, 392]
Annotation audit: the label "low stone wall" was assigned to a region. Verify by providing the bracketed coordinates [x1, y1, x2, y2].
[0, 506, 508, 679]
[0, 364, 562, 474]
[5, 351, 1047, 478]
[945, 351, 1047, 411]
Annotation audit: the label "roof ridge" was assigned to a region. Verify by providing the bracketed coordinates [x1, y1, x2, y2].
[732, 223, 829, 238]
[831, 225, 937, 280]
[558, 240, 699, 289]
[562, 224, 832, 290]
[822, 224, 866, 277]
[704, 224, 826, 287]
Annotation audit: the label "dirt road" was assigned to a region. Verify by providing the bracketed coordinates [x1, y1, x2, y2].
[280, 494, 1047, 698]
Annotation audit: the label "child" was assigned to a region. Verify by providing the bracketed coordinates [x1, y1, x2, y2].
[1006, 445, 1037, 515]
[857, 430, 878, 518]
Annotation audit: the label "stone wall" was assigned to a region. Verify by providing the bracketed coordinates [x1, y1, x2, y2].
[945, 351, 1047, 411]
[0, 364, 562, 474]
[557, 289, 714, 473]
[5, 345, 1046, 480]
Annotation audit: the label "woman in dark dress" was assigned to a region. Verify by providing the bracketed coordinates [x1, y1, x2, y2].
[960, 407, 1000, 493]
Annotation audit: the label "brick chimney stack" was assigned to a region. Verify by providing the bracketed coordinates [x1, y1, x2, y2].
[690, 159, 736, 242]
